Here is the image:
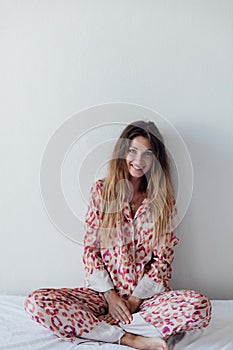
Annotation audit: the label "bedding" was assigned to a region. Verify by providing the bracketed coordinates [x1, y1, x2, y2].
[0, 296, 232, 349]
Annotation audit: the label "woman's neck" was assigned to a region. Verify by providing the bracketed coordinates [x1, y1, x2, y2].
[129, 176, 142, 194]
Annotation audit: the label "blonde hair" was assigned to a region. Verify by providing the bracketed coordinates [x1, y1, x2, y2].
[99, 120, 175, 248]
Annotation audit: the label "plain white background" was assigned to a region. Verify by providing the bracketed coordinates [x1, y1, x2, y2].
[0, 0, 232, 299]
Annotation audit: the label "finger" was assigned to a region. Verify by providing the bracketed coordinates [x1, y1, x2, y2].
[108, 317, 117, 325]
[109, 310, 119, 322]
[98, 315, 105, 321]
[108, 312, 119, 324]
[105, 317, 114, 324]
[115, 306, 131, 324]
[119, 303, 133, 323]
[111, 312, 119, 322]
[105, 315, 114, 323]
[99, 313, 114, 323]
[112, 310, 124, 323]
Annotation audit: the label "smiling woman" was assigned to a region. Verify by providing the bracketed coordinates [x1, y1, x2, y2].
[126, 135, 161, 217]
[126, 136, 153, 176]
[99, 120, 175, 246]
[24, 121, 212, 350]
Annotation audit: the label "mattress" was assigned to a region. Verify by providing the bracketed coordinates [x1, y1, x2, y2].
[0, 296, 233, 350]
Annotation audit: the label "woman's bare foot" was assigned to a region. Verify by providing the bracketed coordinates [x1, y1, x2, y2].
[120, 333, 168, 350]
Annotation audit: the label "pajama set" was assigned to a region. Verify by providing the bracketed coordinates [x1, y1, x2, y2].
[25, 179, 212, 344]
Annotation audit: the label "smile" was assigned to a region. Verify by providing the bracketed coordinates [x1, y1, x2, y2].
[131, 164, 145, 170]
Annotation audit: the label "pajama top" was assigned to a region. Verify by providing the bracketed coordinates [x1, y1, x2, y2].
[83, 179, 179, 299]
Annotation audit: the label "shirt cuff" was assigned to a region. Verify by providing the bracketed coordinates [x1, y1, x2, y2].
[85, 269, 114, 292]
[132, 275, 165, 299]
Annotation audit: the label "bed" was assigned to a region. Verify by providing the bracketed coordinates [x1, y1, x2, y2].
[0, 296, 232, 350]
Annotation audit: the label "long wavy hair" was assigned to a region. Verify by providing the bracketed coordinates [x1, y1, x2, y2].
[99, 120, 175, 247]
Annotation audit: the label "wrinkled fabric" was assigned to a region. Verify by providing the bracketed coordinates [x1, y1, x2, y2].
[83, 179, 179, 298]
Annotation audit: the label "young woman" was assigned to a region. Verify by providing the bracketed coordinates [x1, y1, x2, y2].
[25, 121, 211, 350]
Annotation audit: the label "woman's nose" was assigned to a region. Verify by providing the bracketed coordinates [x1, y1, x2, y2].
[134, 153, 144, 164]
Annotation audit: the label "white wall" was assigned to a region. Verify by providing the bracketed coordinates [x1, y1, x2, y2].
[0, 0, 232, 299]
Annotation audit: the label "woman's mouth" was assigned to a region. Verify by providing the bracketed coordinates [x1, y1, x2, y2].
[131, 164, 145, 171]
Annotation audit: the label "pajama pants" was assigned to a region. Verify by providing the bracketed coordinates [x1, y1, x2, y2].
[24, 287, 211, 344]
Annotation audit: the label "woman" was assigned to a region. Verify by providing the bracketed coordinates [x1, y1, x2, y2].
[25, 121, 211, 350]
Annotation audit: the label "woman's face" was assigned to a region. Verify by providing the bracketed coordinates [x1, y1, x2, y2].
[126, 136, 153, 178]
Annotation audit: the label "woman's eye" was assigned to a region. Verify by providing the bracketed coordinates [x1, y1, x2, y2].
[128, 148, 136, 154]
[144, 151, 153, 157]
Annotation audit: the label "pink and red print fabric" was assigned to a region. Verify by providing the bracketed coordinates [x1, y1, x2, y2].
[25, 179, 212, 343]
[25, 287, 211, 343]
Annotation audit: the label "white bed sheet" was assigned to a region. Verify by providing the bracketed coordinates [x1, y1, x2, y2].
[0, 296, 232, 350]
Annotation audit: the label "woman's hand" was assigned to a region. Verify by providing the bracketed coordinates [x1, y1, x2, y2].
[104, 289, 133, 324]
[98, 313, 119, 325]
[127, 295, 143, 314]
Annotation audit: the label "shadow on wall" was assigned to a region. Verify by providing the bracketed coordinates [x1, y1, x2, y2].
[171, 136, 233, 300]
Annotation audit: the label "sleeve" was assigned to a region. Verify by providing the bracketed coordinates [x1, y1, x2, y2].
[132, 205, 179, 299]
[82, 181, 114, 293]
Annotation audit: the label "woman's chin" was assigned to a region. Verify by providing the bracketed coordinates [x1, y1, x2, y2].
[129, 171, 145, 179]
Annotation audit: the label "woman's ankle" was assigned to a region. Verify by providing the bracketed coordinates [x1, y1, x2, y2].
[120, 333, 135, 346]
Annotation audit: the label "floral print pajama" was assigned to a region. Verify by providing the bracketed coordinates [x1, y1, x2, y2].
[25, 179, 212, 343]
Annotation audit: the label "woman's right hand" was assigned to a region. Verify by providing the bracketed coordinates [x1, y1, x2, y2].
[104, 289, 133, 324]
[98, 313, 119, 325]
